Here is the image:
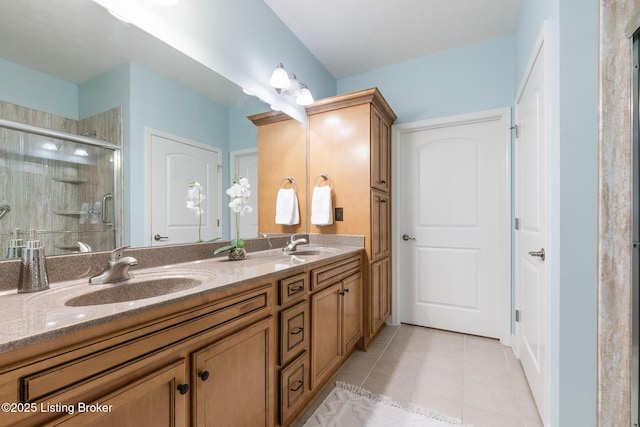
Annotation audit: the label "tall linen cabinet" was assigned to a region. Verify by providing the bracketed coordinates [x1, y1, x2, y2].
[306, 88, 396, 348]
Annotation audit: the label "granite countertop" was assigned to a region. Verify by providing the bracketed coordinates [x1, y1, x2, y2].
[0, 244, 363, 354]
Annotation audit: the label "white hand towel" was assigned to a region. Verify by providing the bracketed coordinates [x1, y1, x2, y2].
[275, 188, 300, 225]
[311, 185, 333, 226]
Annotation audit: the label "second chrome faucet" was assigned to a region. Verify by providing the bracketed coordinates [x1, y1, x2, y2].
[283, 234, 308, 253]
[90, 246, 138, 284]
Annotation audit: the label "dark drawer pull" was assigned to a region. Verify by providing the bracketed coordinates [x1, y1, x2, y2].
[290, 327, 304, 335]
[177, 383, 189, 395]
[198, 371, 210, 381]
[288, 285, 304, 294]
[290, 380, 304, 392]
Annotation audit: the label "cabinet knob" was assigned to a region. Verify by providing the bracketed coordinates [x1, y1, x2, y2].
[380, 179, 387, 185]
[177, 383, 189, 395]
[198, 371, 210, 381]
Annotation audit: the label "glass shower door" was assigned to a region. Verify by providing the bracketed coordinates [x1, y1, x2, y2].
[0, 122, 120, 257]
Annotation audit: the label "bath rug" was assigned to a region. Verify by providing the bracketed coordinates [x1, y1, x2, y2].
[303, 382, 472, 427]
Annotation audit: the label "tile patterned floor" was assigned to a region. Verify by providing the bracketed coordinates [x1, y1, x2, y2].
[296, 324, 543, 427]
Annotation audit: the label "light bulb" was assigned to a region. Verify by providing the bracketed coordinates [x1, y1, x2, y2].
[296, 86, 314, 106]
[269, 64, 291, 89]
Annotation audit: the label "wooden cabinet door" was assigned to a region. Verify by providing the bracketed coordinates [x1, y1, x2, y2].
[371, 190, 390, 260]
[52, 359, 188, 427]
[342, 272, 362, 354]
[192, 318, 272, 427]
[310, 282, 341, 389]
[371, 257, 391, 335]
[371, 107, 391, 192]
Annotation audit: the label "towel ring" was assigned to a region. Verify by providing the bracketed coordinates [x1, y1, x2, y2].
[280, 176, 295, 188]
[314, 174, 329, 187]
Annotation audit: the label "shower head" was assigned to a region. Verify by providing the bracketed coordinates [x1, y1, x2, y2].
[0, 205, 10, 220]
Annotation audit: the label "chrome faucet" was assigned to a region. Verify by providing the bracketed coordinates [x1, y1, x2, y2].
[260, 232, 273, 249]
[283, 234, 308, 253]
[90, 246, 138, 284]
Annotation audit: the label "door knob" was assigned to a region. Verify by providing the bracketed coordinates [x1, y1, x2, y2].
[402, 234, 416, 241]
[528, 248, 545, 261]
[154, 234, 168, 241]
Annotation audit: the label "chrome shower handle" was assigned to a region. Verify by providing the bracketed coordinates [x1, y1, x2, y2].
[102, 194, 113, 226]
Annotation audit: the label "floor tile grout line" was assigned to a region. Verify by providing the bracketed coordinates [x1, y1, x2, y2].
[360, 324, 402, 386]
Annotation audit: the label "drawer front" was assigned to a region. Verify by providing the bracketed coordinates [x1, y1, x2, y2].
[280, 301, 309, 365]
[21, 286, 271, 402]
[279, 351, 309, 426]
[279, 272, 308, 306]
[311, 255, 361, 290]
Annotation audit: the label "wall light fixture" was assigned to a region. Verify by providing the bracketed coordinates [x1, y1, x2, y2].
[269, 63, 314, 106]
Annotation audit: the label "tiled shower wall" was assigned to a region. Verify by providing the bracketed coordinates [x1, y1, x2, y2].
[0, 102, 123, 257]
[598, 0, 640, 425]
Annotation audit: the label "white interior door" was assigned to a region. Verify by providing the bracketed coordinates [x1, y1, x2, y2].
[397, 110, 510, 341]
[231, 149, 258, 239]
[514, 30, 549, 423]
[148, 130, 221, 246]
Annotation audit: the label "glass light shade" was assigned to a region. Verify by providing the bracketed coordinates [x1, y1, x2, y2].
[269, 64, 290, 89]
[296, 87, 314, 106]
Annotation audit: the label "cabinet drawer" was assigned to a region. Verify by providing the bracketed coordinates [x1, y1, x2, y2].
[279, 351, 309, 426]
[311, 255, 361, 290]
[21, 286, 271, 402]
[280, 300, 309, 365]
[278, 272, 308, 306]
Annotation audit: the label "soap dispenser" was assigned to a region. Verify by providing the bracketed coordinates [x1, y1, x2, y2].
[18, 229, 50, 293]
[5, 228, 25, 259]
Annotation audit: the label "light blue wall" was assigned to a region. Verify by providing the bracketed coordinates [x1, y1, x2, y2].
[0, 58, 78, 119]
[557, 0, 598, 426]
[338, 36, 514, 124]
[229, 99, 267, 153]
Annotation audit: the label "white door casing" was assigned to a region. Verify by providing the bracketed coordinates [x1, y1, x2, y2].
[394, 109, 511, 344]
[230, 149, 258, 239]
[514, 25, 550, 424]
[147, 129, 221, 246]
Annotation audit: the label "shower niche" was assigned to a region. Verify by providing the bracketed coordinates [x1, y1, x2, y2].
[0, 103, 123, 258]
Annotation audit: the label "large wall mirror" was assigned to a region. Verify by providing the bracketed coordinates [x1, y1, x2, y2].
[0, 0, 302, 260]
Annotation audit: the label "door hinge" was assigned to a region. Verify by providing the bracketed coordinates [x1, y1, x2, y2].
[217, 219, 220, 227]
[515, 218, 520, 230]
[515, 309, 521, 322]
[512, 124, 520, 138]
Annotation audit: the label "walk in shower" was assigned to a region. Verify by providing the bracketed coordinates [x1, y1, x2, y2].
[0, 118, 121, 257]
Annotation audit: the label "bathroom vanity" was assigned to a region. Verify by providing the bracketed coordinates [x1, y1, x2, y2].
[0, 243, 363, 427]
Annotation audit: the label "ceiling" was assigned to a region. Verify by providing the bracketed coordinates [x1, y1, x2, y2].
[265, 0, 521, 78]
